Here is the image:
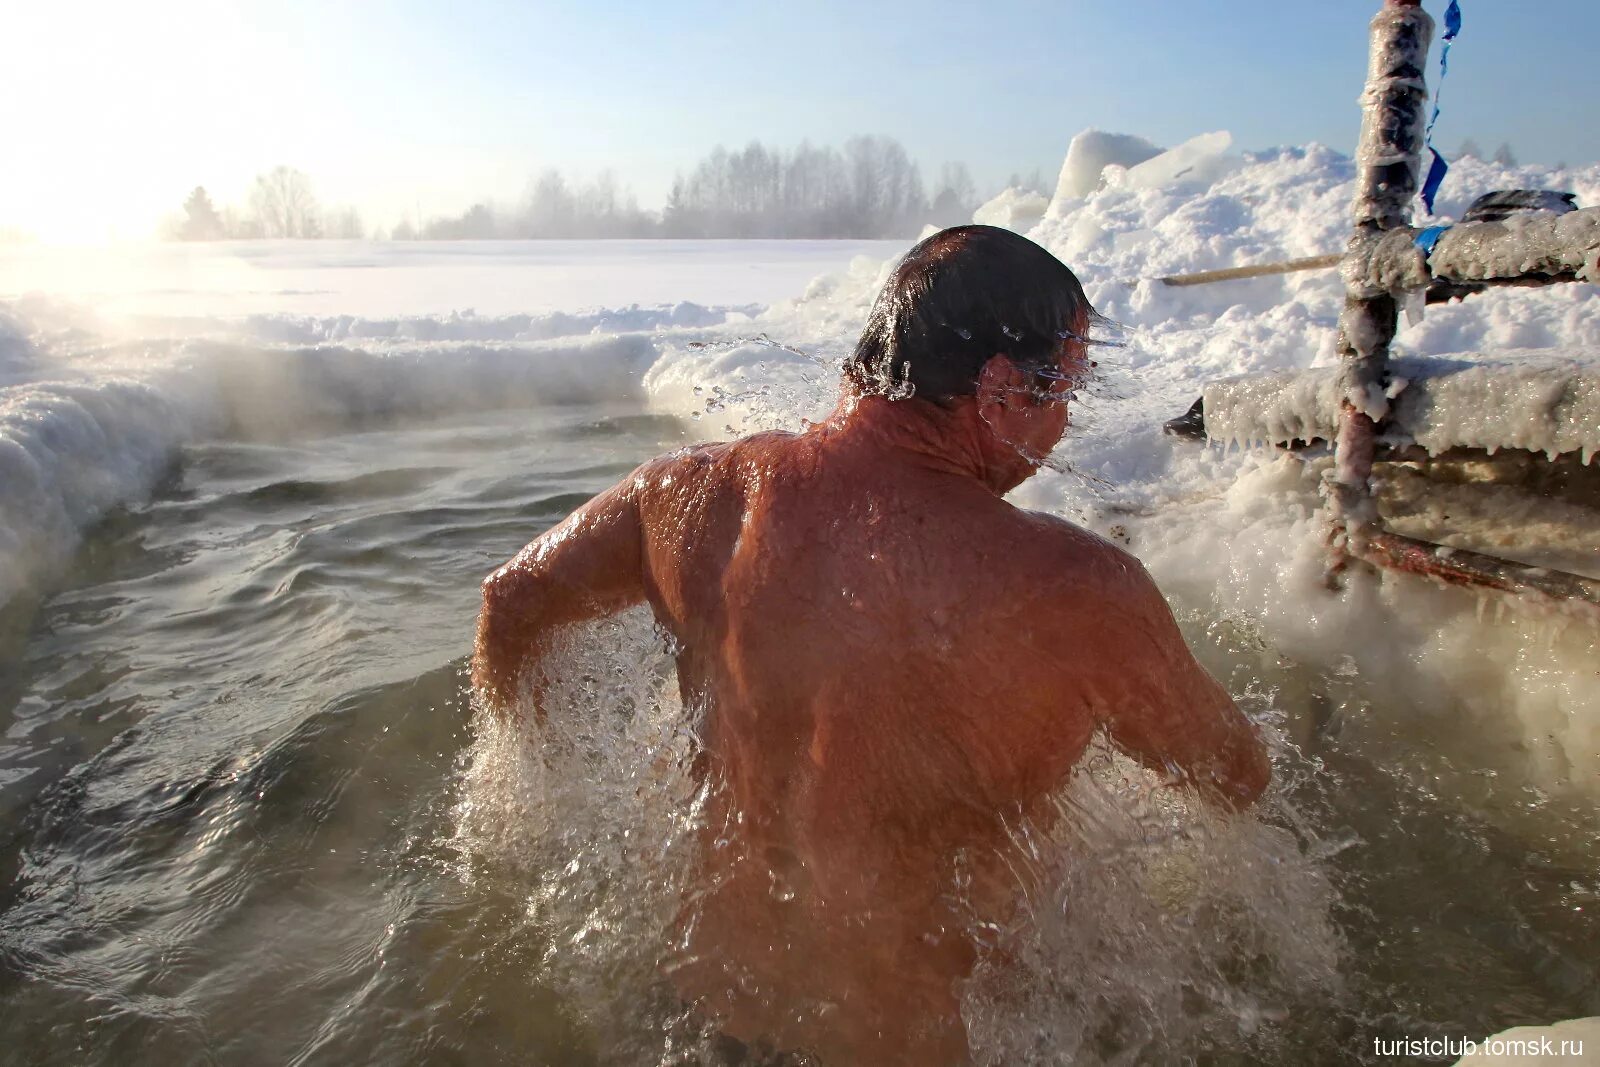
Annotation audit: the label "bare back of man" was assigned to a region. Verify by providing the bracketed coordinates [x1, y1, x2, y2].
[471, 227, 1269, 1064]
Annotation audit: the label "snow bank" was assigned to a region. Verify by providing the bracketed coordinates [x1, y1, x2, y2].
[0, 377, 194, 606]
[232, 301, 748, 346]
[0, 302, 749, 605]
[190, 332, 666, 438]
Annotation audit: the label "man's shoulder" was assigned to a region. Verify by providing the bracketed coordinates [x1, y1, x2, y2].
[629, 431, 802, 498]
[632, 441, 728, 483]
[1003, 508, 1159, 602]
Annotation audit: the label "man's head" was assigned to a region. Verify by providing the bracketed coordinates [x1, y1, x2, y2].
[843, 225, 1102, 403]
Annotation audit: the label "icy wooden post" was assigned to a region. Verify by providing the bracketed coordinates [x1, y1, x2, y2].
[1326, 0, 1434, 577]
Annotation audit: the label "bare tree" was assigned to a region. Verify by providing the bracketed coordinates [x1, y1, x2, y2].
[249, 166, 321, 238]
[422, 202, 497, 239]
[660, 136, 930, 238]
[324, 205, 365, 239]
[179, 186, 224, 240]
[583, 170, 620, 234]
[522, 169, 574, 237]
[843, 135, 926, 237]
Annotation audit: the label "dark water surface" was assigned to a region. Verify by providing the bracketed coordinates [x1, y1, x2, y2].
[0, 402, 1595, 1065]
[0, 406, 676, 1063]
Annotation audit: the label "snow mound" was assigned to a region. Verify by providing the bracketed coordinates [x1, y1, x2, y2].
[0, 378, 193, 607]
[0, 306, 731, 606]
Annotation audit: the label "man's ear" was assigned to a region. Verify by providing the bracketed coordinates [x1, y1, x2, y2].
[976, 353, 1026, 407]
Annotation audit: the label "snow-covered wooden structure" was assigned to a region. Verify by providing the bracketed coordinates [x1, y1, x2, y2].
[1204, 0, 1600, 616]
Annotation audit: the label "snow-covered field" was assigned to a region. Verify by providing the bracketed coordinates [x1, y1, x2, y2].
[0, 238, 908, 318]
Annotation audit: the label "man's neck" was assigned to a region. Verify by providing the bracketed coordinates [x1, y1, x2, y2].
[818, 393, 1025, 495]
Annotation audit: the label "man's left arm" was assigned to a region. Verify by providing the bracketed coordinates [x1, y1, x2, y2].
[471, 473, 649, 717]
[1094, 562, 1270, 810]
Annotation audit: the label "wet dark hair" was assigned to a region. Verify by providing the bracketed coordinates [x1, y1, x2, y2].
[844, 225, 1103, 402]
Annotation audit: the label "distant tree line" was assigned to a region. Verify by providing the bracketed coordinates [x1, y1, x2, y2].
[168, 137, 1016, 241]
[660, 137, 950, 238]
[408, 137, 988, 240]
[169, 166, 365, 240]
[402, 169, 658, 240]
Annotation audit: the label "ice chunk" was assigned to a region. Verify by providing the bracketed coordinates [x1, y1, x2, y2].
[1048, 129, 1163, 208]
[1122, 131, 1239, 192]
[972, 187, 1050, 234]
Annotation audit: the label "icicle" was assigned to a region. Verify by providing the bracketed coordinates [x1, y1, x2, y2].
[1401, 287, 1426, 327]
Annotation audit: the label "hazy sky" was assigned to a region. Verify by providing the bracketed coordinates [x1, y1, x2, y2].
[7, 0, 1599, 241]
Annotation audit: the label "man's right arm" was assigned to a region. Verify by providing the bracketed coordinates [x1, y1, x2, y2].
[471, 470, 650, 717]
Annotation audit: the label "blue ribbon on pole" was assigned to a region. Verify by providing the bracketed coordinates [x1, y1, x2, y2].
[1414, 224, 1450, 256]
[1419, 0, 1463, 215]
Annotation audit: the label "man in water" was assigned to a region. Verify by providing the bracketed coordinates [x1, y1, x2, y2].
[472, 225, 1269, 1064]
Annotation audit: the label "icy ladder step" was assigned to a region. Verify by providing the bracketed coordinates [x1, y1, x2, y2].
[1203, 349, 1600, 462]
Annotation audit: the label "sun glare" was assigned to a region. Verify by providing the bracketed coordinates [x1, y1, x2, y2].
[4, 3, 322, 243]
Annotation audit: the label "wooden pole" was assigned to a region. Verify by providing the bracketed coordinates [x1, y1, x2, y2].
[1318, 3, 1600, 617]
[1327, 0, 1435, 579]
[1356, 529, 1600, 622]
[1158, 254, 1341, 287]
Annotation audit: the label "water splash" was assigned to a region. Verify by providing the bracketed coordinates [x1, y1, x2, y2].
[961, 729, 1345, 1065]
[450, 610, 718, 1063]
[449, 612, 1345, 1064]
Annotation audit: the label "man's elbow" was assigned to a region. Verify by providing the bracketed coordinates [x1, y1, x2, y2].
[472, 567, 527, 708]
